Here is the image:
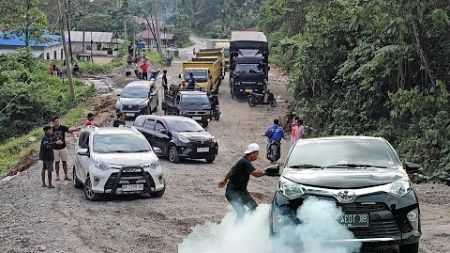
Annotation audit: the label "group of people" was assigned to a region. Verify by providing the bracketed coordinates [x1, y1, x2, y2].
[219, 115, 305, 220]
[125, 56, 158, 80]
[48, 62, 80, 78]
[39, 117, 81, 188]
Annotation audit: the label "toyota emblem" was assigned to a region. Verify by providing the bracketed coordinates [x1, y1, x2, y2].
[335, 190, 356, 203]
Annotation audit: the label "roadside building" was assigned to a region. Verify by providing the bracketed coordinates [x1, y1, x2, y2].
[67, 31, 121, 56]
[137, 29, 174, 48]
[0, 31, 64, 60]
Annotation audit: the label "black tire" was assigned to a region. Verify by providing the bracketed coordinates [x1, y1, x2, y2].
[400, 243, 419, 253]
[168, 145, 179, 163]
[147, 105, 152, 115]
[205, 157, 216, 163]
[214, 113, 220, 121]
[248, 96, 258, 107]
[73, 166, 82, 189]
[150, 187, 165, 198]
[84, 177, 100, 201]
[270, 98, 277, 107]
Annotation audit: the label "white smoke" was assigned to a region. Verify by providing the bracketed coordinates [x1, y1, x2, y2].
[178, 198, 361, 253]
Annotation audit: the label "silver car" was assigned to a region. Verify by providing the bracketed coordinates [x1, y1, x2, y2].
[73, 126, 165, 201]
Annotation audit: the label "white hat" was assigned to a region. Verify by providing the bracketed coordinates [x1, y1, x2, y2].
[244, 143, 260, 154]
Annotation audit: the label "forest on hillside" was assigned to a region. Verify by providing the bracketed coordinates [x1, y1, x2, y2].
[260, 0, 450, 179]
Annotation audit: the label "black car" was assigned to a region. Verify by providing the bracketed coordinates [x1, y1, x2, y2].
[134, 115, 218, 163]
[162, 89, 213, 127]
[268, 136, 421, 253]
[116, 81, 158, 118]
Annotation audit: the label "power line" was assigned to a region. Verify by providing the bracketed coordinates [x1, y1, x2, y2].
[0, 93, 20, 115]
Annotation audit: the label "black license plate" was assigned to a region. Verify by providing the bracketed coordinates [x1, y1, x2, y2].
[339, 213, 369, 228]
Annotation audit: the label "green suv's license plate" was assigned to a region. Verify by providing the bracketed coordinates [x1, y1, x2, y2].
[339, 213, 369, 228]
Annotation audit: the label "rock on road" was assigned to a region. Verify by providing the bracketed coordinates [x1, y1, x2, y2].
[0, 36, 449, 253]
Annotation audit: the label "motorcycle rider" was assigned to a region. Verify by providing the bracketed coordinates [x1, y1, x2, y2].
[264, 119, 285, 163]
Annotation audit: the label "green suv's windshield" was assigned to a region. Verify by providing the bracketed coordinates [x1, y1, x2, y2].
[93, 133, 151, 153]
[287, 138, 401, 168]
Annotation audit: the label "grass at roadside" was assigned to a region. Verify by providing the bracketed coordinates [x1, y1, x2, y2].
[146, 50, 164, 65]
[0, 98, 96, 178]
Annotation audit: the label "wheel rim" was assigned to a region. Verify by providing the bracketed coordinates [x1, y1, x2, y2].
[169, 147, 177, 162]
[85, 179, 94, 199]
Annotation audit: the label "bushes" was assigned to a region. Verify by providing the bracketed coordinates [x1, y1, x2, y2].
[0, 50, 95, 144]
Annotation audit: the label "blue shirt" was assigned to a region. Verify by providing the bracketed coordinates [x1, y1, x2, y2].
[265, 124, 285, 142]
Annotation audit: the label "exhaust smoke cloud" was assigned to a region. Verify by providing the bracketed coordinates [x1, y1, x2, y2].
[178, 198, 361, 253]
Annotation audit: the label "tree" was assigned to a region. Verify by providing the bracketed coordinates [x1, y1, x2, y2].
[0, 0, 49, 47]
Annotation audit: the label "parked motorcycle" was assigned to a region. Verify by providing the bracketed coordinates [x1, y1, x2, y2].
[248, 90, 277, 107]
[209, 95, 221, 120]
[266, 140, 281, 163]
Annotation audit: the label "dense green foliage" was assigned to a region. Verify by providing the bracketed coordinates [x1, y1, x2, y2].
[260, 0, 450, 179]
[0, 49, 95, 143]
[176, 0, 262, 38]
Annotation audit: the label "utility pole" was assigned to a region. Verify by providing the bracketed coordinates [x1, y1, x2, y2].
[152, 0, 162, 56]
[57, 0, 75, 102]
[66, 0, 74, 62]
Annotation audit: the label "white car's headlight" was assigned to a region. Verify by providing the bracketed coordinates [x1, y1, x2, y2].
[138, 101, 148, 108]
[142, 163, 160, 170]
[94, 161, 111, 171]
[178, 135, 190, 143]
[116, 101, 123, 110]
[388, 178, 411, 197]
[211, 136, 216, 143]
[279, 177, 304, 200]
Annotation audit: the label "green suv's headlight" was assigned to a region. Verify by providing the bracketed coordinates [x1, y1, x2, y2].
[388, 178, 411, 197]
[279, 177, 304, 200]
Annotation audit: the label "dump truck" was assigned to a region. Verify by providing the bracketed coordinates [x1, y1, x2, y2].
[207, 39, 230, 68]
[229, 31, 270, 97]
[181, 57, 222, 93]
[194, 49, 225, 78]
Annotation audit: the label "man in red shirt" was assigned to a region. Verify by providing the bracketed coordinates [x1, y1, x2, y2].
[140, 60, 149, 80]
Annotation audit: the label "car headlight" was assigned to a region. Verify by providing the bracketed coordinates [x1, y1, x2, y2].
[279, 177, 304, 200]
[178, 135, 190, 143]
[407, 208, 420, 231]
[94, 161, 111, 171]
[211, 136, 216, 143]
[388, 178, 411, 197]
[116, 101, 123, 110]
[138, 101, 148, 108]
[142, 163, 160, 170]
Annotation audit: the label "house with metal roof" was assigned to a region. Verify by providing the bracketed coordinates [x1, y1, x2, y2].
[67, 31, 121, 56]
[0, 32, 64, 60]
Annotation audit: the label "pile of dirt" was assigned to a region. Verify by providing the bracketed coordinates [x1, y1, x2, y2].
[8, 150, 39, 176]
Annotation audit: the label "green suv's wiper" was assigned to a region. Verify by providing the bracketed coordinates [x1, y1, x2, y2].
[289, 164, 323, 169]
[323, 163, 388, 169]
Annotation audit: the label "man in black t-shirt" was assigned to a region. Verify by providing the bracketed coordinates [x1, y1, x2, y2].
[39, 126, 63, 188]
[218, 143, 266, 220]
[113, 113, 126, 127]
[51, 116, 81, 181]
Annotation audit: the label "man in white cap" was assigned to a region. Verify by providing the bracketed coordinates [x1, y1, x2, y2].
[218, 143, 266, 220]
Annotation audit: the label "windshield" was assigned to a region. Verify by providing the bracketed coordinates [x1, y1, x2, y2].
[224, 49, 230, 58]
[185, 69, 208, 81]
[235, 64, 263, 74]
[287, 139, 401, 168]
[180, 95, 211, 108]
[93, 133, 151, 153]
[121, 86, 148, 98]
[168, 119, 205, 132]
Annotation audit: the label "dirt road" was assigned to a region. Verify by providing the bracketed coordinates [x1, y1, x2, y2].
[0, 36, 449, 253]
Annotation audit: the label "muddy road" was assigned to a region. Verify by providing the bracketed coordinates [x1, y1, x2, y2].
[0, 36, 449, 253]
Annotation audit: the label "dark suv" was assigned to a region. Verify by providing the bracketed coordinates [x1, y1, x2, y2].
[116, 81, 158, 118]
[268, 136, 421, 253]
[134, 115, 218, 163]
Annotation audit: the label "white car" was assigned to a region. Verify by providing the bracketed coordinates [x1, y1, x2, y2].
[73, 126, 165, 200]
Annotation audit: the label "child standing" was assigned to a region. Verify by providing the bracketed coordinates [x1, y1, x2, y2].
[39, 126, 62, 188]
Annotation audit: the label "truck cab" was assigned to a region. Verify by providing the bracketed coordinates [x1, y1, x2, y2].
[162, 89, 213, 127]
